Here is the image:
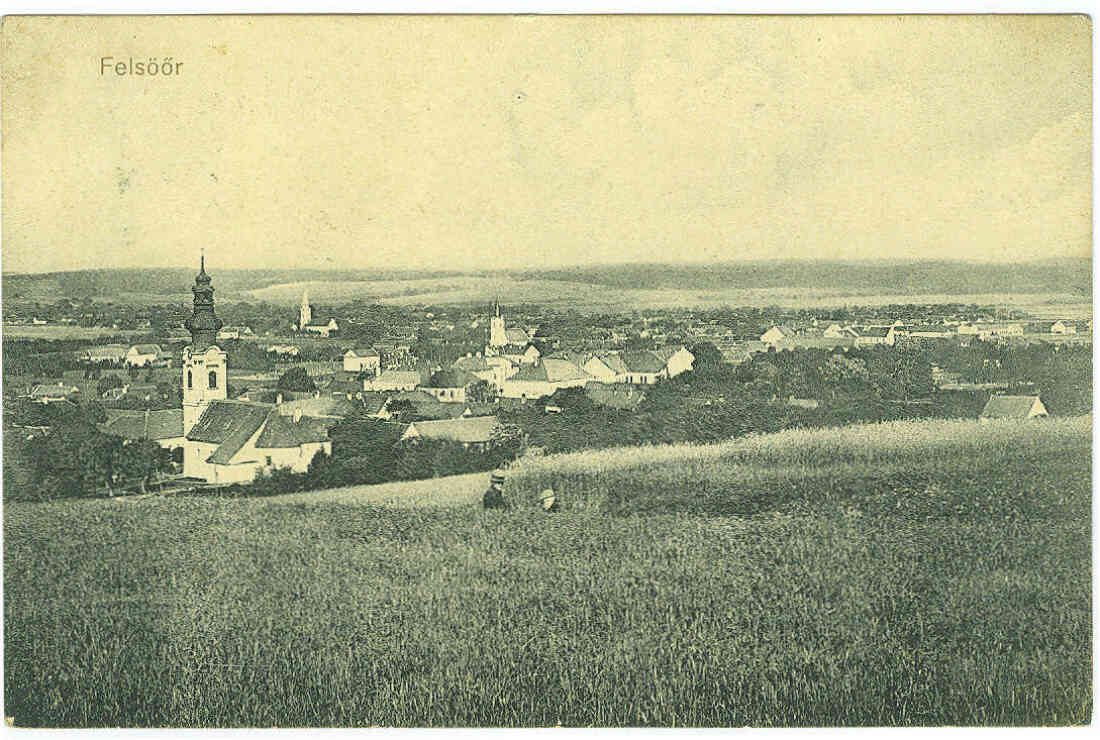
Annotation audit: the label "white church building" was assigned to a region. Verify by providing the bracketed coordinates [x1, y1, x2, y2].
[181, 259, 331, 484]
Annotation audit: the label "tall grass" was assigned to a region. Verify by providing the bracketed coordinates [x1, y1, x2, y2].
[4, 416, 1091, 726]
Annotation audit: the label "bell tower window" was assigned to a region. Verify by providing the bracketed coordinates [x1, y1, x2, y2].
[187, 370, 192, 389]
[208, 370, 218, 389]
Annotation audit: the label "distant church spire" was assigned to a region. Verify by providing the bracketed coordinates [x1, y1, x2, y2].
[184, 251, 222, 351]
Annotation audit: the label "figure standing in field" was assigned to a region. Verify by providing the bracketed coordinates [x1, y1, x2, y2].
[540, 489, 559, 513]
[483, 469, 509, 510]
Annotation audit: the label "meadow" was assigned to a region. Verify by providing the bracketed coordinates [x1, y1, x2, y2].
[3, 417, 1091, 727]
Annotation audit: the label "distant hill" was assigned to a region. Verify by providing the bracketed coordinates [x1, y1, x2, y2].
[2, 259, 1090, 308]
[514, 259, 1093, 296]
[0, 268, 469, 302]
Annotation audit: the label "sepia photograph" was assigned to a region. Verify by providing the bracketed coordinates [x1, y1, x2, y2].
[0, 11, 1092, 727]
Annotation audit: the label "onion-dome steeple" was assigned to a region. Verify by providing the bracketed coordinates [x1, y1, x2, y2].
[184, 252, 223, 351]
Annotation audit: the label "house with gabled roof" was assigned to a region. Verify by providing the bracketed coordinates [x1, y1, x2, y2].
[760, 326, 796, 345]
[400, 416, 500, 450]
[343, 347, 381, 374]
[855, 326, 896, 347]
[422, 369, 480, 403]
[126, 344, 170, 367]
[83, 344, 129, 364]
[183, 400, 332, 484]
[500, 358, 590, 399]
[583, 353, 629, 383]
[28, 382, 81, 404]
[979, 395, 1049, 422]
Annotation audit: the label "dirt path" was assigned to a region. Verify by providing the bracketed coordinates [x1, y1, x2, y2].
[259, 471, 489, 509]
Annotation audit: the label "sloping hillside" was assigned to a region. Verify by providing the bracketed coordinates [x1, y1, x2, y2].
[4, 416, 1090, 726]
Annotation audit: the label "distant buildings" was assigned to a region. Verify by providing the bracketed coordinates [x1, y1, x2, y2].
[298, 290, 339, 336]
[400, 416, 501, 450]
[855, 326, 896, 347]
[343, 347, 381, 374]
[126, 344, 170, 367]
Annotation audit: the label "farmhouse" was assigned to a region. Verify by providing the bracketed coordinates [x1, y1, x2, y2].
[126, 344, 170, 367]
[855, 326, 896, 347]
[760, 326, 796, 345]
[500, 358, 590, 399]
[979, 395, 1049, 422]
[217, 326, 253, 341]
[83, 344, 129, 364]
[343, 347, 381, 374]
[583, 353, 629, 383]
[400, 415, 500, 450]
[28, 382, 81, 404]
[422, 369, 479, 403]
[822, 324, 859, 339]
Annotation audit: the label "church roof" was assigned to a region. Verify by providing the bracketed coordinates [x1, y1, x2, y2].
[254, 413, 331, 448]
[101, 409, 184, 441]
[504, 327, 530, 344]
[188, 400, 331, 465]
[188, 399, 269, 442]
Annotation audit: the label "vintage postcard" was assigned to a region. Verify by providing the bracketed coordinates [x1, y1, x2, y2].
[0, 13, 1091, 727]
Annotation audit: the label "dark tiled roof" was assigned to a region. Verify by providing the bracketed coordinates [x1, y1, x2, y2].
[102, 409, 184, 441]
[254, 413, 330, 448]
[585, 382, 647, 410]
[860, 327, 894, 338]
[620, 351, 665, 374]
[427, 369, 476, 388]
[510, 359, 586, 383]
[187, 400, 270, 445]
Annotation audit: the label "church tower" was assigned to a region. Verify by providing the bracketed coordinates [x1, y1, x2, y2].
[299, 290, 312, 330]
[182, 254, 227, 435]
[489, 300, 507, 347]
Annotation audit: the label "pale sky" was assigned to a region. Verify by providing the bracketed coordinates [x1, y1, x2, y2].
[1, 14, 1091, 274]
